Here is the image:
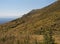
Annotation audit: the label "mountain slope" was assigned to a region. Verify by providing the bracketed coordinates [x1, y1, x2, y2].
[0, 0, 60, 44]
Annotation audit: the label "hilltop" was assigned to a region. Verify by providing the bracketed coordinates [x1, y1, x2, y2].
[0, 0, 60, 44]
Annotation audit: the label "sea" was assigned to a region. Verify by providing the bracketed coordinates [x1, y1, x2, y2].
[0, 18, 16, 24]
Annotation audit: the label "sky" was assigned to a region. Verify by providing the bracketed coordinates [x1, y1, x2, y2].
[0, 0, 57, 18]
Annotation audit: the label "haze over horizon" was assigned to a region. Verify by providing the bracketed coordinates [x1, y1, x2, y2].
[0, 0, 56, 18]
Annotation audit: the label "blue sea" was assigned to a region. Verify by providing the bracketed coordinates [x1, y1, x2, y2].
[0, 18, 16, 24]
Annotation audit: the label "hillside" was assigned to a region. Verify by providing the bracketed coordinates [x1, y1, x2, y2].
[0, 0, 60, 44]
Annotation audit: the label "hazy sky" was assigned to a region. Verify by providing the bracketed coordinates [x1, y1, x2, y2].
[0, 0, 57, 18]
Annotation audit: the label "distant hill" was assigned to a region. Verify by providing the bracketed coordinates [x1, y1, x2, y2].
[0, 0, 60, 44]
